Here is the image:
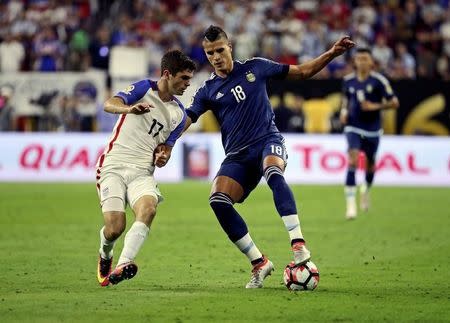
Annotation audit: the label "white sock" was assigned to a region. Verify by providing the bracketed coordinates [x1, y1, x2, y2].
[99, 226, 116, 259]
[234, 233, 263, 262]
[345, 186, 357, 213]
[117, 221, 149, 266]
[282, 214, 304, 242]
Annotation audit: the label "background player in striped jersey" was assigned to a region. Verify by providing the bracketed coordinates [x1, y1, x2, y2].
[176, 26, 354, 288]
[340, 48, 399, 220]
[95, 50, 195, 286]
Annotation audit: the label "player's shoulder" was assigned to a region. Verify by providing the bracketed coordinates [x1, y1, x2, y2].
[343, 72, 356, 82]
[369, 71, 391, 85]
[172, 96, 185, 110]
[236, 57, 275, 66]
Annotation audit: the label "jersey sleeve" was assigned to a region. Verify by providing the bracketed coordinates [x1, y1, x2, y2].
[115, 79, 152, 105]
[186, 83, 209, 123]
[165, 107, 187, 147]
[377, 75, 396, 100]
[253, 57, 289, 79]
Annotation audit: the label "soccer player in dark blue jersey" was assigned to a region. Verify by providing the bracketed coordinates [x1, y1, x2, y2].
[340, 48, 399, 220]
[183, 26, 354, 288]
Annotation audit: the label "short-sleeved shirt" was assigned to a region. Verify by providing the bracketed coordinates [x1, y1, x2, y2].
[187, 58, 289, 155]
[342, 71, 396, 137]
[97, 79, 186, 173]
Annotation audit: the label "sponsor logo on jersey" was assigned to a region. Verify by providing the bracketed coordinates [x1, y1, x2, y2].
[366, 84, 373, 93]
[215, 92, 224, 99]
[246, 72, 256, 82]
[123, 85, 135, 95]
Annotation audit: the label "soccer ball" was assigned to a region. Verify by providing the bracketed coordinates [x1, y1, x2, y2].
[283, 261, 319, 291]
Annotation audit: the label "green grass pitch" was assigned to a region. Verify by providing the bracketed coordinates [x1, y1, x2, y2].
[1, 182, 449, 322]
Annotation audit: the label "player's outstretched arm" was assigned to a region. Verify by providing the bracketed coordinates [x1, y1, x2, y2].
[287, 36, 355, 80]
[104, 97, 153, 115]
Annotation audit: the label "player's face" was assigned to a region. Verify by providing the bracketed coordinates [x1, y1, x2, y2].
[169, 69, 194, 96]
[203, 38, 233, 73]
[354, 52, 373, 73]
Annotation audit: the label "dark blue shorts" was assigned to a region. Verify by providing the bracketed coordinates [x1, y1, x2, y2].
[346, 132, 379, 162]
[216, 135, 287, 203]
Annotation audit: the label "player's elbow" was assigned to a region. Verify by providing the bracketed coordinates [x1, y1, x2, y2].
[391, 98, 400, 110]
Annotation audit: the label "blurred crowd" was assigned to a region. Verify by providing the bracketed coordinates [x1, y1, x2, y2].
[0, 0, 450, 80]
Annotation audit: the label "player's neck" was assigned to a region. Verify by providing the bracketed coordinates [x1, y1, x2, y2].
[356, 70, 370, 81]
[215, 61, 233, 78]
[156, 79, 173, 102]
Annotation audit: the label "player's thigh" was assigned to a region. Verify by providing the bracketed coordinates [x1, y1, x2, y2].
[362, 137, 380, 168]
[262, 139, 287, 171]
[127, 174, 163, 212]
[346, 132, 362, 165]
[97, 171, 127, 213]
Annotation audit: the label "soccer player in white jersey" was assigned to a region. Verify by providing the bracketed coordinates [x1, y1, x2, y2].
[95, 50, 196, 286]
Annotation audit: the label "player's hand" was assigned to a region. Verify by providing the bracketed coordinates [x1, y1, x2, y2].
[330, 36, 355, 57]
[153, 144, 169, 168]
[340, 109, 348, 125]
[128, 103, 153, 114]
[361, 101, 380, 111]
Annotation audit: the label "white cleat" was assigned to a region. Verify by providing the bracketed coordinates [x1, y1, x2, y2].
[360, 184, 370, 212]
[292, 242, 311, 265]
[245, 256, 274, 289]
[346, 206, 357, 220]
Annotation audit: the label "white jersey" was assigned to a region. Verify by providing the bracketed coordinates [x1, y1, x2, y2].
[97, 79, 186, 173]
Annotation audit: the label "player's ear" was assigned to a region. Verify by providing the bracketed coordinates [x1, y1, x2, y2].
[162, 69, 171, 79]
[228, 42, 232, 52]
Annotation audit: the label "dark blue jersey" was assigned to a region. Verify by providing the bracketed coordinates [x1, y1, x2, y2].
[342, 71, 395, 136]
[187, 58, 289, 154]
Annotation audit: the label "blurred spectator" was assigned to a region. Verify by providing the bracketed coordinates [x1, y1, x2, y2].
[0, 31, 25, 72]
[32, 26, 65, 71]
[0, 84, 14, 131]
[89, 25, 112, 71]
[372, 34, 393, 73]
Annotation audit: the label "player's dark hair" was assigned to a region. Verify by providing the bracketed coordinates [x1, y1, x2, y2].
[355, 47, 372, 55]
[203, 25, 228, 42]
[160, 49, 196, 76]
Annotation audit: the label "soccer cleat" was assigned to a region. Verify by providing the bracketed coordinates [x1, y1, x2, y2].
[345, 207, 357, 220]
[360, 184, 370, 212]
[292, 241, 311, 265]
[108, 262, 138, 285]
[245, 256, 274, 289]
[97, 255, 113, 286]
[345, 186, 357, 220]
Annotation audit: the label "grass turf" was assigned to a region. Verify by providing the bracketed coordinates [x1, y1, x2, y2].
[0, 183, 449, 322]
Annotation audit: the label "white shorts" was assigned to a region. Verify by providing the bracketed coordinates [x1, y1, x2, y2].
[96, 165, 163, 212]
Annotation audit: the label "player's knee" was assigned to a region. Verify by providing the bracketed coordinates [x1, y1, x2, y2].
[264, 165, 285, 188]
[209, 192, 234, 211]
[104, 216, 126, 240]
[136, 203, 157, 224]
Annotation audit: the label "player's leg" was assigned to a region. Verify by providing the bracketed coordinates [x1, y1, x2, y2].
[262, 141, 310, 265]
[96, 171, 127, 286]
[209, 161, 273, 288]
[108, 174, 161, 285]
[360, 136, 379, 212]
[345, 132, 361, 219]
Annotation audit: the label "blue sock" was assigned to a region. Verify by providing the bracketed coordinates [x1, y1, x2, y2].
[346, 167, 356, 186]
[264, 166, 297, 216]
[209, 192, 248, 242]
[366, 171, 374, 187]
